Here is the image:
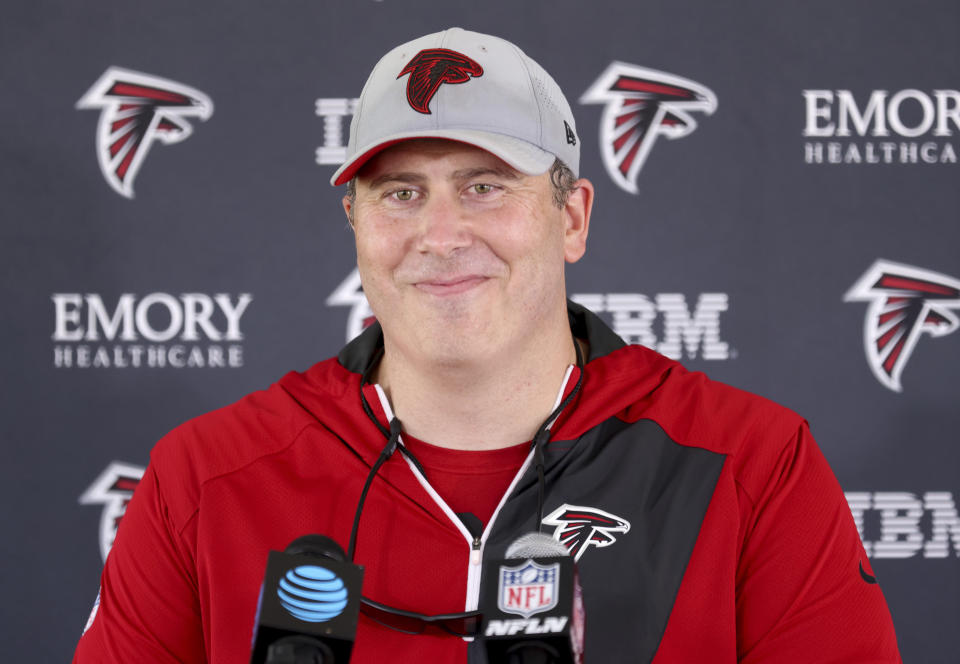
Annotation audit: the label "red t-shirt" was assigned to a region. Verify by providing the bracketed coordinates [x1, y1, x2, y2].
[399, 434, 530, 529]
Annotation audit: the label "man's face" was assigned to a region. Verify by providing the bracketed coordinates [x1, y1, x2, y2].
[345, 139, 589, 366]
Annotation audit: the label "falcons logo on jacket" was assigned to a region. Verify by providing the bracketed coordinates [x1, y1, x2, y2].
[397, 48, 483, 114]
[543, 504, 631, 562]
[580, 63, 716, 194]
[79, 461, 145, 562]
[76, 67, 213, 198]
[845, 259, 960, 392]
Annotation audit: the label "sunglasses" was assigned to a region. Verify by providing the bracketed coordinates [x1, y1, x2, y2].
[360, 595, 482, 637]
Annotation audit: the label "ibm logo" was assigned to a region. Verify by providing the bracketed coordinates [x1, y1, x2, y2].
[571, 292, 731, 361]
[846, 492, 960, 559]
[315, 98, 359, 165]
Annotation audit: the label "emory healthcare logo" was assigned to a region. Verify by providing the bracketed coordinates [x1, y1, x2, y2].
[79, 462, 145, 563]
[542, 504, 631, 562]
[844, 260, 960, 392]
[52, 292, 252, 369]
[397, 48, 483, 114]
[580, 63, 717, 194]
[803, 89, 959, 165]
[76, 67, 213, 198]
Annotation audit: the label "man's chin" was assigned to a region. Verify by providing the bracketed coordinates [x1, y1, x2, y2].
[378, 292, 507, 361]
[409, 320, 499, 366]
[422, 343, 492, 369]
[405, 286, 500, 323]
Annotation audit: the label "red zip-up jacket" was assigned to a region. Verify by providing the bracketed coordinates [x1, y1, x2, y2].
[74, 303, 901, 662]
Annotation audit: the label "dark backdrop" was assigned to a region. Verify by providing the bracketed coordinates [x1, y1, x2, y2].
[1, 1, 957, 661]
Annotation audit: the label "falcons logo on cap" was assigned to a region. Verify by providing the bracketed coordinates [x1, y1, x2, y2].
[580, 63, 717, 194]
[397, 48, 483, 115]
[76, 67, 213, 198]
[542, 504, 631, 562]
[79, 461, 145, 562]
[845, 260, 960, 392]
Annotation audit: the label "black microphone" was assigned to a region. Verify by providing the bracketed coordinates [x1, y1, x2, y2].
[481, 533, 585, 664]
[250, 535, 364, 664]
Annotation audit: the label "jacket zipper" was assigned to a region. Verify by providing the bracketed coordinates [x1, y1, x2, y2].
[373, 368, 573, 629]
[472, 536, 482, 564]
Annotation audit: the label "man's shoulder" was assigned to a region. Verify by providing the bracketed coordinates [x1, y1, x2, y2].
[587, 343, 806, 460]
[148, 356, 357, 511]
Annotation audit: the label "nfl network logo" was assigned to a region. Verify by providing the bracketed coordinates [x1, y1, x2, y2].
[498, 560, 559, 619]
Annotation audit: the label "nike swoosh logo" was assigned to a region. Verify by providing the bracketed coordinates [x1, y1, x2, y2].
[859, 560, 878, 585]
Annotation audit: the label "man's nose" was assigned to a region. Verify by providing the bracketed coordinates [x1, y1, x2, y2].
[414, 194, 472, 255]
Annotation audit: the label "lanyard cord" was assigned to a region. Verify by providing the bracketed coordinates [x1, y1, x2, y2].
[347, 416, 401, 562]
[349, 336, 585, 558]
[534, 338, 584, 530]
[349, 346, 424, 562]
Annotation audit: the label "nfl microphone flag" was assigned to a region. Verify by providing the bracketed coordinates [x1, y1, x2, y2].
[481, 534, 585, 664]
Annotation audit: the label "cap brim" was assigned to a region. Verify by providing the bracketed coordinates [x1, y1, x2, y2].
[330, 129, 556, 186]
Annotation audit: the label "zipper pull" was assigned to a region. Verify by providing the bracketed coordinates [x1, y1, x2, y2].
[471, 536, 482, 565]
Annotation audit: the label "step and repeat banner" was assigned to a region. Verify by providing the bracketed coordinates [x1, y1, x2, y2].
[2, 1, 957, 661]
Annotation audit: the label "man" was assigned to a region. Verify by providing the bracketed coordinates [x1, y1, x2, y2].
[74, 27, 900, 663]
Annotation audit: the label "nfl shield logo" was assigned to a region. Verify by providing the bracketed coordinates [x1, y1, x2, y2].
[497, 559, 560, 618]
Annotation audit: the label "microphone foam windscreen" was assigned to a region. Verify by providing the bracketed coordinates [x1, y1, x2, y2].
[505, 532, 569, 559]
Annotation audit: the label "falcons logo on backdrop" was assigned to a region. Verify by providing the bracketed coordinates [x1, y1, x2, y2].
[76, 67, 213, 198]
[79, 462, 145, 562]
[542, 504, 631, 562]
[844, 259, 960, 392]
[397, 48, 483, 114]
[326, 268, 377, 342]
[580, 62, 717, 194]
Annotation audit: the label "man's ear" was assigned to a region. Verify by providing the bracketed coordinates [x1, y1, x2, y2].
[342, 195, 355, 229]
[563, 178, 594, 263]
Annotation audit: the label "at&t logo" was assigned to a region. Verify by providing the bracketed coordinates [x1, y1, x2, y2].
[277, 566, 348, 622]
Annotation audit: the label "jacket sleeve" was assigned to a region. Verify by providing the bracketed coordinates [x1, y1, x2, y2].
[735, 422, 901, 663]
[72, 462, 206, 663]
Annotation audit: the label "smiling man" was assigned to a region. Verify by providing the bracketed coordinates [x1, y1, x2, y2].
[74, 28, 900, 663]
[344, 138, 590, 452]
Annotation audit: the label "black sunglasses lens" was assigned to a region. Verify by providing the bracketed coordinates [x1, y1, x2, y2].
[433, 613, 482, 637]
[360, 601, 427, 634]
[360, 598, 482, 637]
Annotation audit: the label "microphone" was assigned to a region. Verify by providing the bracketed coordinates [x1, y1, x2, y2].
[250, 535, 364, 664]
[481, 532, 585, 664]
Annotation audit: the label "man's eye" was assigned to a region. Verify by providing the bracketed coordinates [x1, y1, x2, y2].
[472, 184, 494, 195]
[393, 190, 415, 201]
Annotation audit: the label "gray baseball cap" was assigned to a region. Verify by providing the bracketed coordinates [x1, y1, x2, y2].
[330, 27, 580, 186]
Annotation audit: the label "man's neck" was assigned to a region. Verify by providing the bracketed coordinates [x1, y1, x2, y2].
[374, 313, 577, 451]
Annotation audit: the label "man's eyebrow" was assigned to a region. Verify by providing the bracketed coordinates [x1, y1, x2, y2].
[366, 172, 427, 189]
[365, 166, 521, 190]
[451, 166, 521, 181]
